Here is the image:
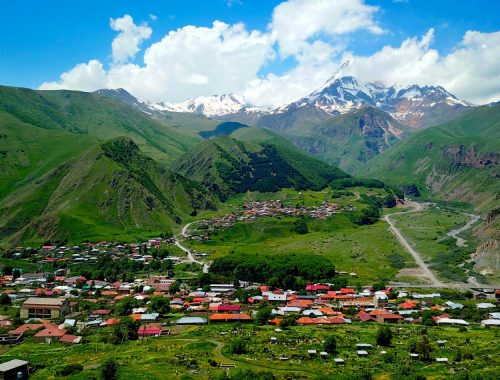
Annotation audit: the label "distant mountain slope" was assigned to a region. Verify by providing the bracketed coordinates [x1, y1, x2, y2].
[0, 85, 198, 166]
[171, 137, 348, 201]
[362, 103, 499, 209]
[362, 104, 500, 278]
[0, 138, 217, 243]
[288, 75, 472, 128]
[283, 106, 410, 174]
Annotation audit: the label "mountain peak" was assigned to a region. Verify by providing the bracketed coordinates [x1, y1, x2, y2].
[151, 92, 254, 117]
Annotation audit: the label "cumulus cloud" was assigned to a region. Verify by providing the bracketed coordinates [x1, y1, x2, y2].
[109, 15, 152, 63]
[38, 2, 500, 106]
[40, 20, 271, 102]
[270, 0, 383, 57]
[39, 60, 107, 91]
[342, 29, 500, 104]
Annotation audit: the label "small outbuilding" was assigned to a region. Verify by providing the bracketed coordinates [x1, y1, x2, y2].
[0, 359, 29, 380]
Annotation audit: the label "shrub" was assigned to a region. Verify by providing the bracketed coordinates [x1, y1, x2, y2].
[229, 338, 247, 355]
[57, 364, 83, 376]
[101, 359, 118, 380]
[376, 326, 392, 347]
[323, 335, 337, 354]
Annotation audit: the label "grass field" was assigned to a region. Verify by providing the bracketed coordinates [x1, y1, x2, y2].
[389, 205, 478, 282]
[1, 323, 498, 379]
[187, 215, 413, 283]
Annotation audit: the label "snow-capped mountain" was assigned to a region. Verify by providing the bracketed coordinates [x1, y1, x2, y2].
[149, 93, 254, 118]
[284, 76, 472, 127]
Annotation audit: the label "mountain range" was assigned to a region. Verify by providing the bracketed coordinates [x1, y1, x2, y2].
[0, 78, 497, 279]
[135, 75, 472, 129]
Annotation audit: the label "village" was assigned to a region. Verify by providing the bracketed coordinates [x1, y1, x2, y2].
[0, 239, 498, 378]
[186, 200, 344, 241]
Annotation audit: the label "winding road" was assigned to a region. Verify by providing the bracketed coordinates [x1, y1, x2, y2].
[174, 221, 210, 273]
[385, 201, 486, 289]
[384, 201, 443, 287]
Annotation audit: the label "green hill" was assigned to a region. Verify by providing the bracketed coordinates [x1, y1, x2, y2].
[0, 138, 218, 243]
[0, 85, 198, 166]
[362, 103, 499, 210]
[171, 137, 348, 201]
[362, 104, 500, 278]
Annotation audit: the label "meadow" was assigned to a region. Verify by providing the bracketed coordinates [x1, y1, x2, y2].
[1, 322, 498, 379]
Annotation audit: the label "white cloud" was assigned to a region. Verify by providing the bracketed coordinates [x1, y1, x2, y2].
[38, 4, 500, 106]
[109, 15, 152, 63]
[40, 21, 271, 102]
[270, 0, 383, 57]
[39, 60, 107, 92]
[342, 29, 500, 104]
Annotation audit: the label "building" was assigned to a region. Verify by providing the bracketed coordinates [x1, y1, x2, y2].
[20, 297, 71, 319]
[0, 359, 29, 380]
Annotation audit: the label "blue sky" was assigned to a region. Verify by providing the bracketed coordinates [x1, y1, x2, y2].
[1, 0, 499, 105]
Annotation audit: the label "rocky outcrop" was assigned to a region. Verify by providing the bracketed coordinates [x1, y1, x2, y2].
[440, 144, 499, 169]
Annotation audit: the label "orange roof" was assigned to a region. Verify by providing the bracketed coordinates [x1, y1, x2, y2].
[400, 300, 417, 310]
[296, 317, 315, 325]
[9, 323, 46, 335]
[209, 313, 251, 321]
[269, 318, 283, 325]
[104, 318, 121, 326]
[34, 326, 66, 338]
[130, 314, 143, 321]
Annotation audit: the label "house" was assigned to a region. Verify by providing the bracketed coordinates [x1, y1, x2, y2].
[375, 312, 403, 324]
[480, 319, 500, 327]
[444, 301, 464, 310]
[209, 313, 251, 322]
[20, 297, 71, 319]
[176, 317, 207, 325]
[138, 323, 162, 336]
[59, 334, 82, 344]
[436, 317, 469, 326]
[0, 359, 29, 380]
[476, 302, 496, 309]
[217, 305, 241, 313]
[373, 292, 388, 308]
[34, 326, 66, 342]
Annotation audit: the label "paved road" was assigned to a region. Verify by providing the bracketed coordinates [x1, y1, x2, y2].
[384, 202, 443, 287]
[174, 222, 210, 273]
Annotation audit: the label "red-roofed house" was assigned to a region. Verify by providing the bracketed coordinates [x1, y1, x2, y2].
[217, 305, 241, 312]
[400, 300, 418, 310]
[138, 323, 162, 336]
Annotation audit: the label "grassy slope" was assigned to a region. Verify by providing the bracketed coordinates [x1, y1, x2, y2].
[0, 112, 96, 199]
[3, 323, 498, 379]
[0, 138, 217, 244]
[361, 104, 500, 212]
[171, 136, 347, 201]
[186, 188, 413, 283]
[363, 104, 500, 280]
[0, 85, 199, 167]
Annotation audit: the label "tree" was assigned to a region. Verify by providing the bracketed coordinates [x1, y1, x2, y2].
[415, 335, 433, 362]
[255, 307, 273, 326]
[323, 335, 337, 354]
[292, 218, 308, 234]
[229, 338, 247, 355]
[148, 296, 170, 317]
[2, 266, 13, 276]
[376, 326, 392, 347]
[114, 296, 140, 316]
[0, 293, 11, 306]
[169, 280, 181, 295]
[101, 359, 118, 380]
